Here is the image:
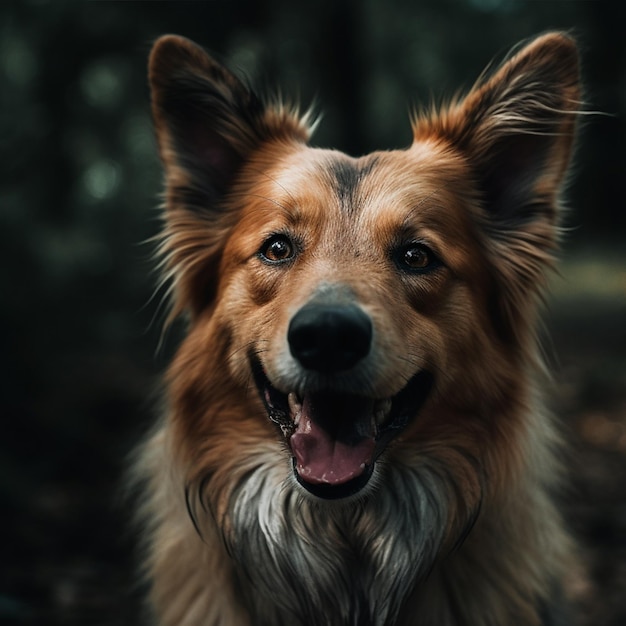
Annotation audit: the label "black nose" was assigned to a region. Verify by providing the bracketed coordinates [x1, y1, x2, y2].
[288, 304, 372, 372]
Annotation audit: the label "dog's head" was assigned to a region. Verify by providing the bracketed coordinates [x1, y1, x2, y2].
[149, 34, 579, 501]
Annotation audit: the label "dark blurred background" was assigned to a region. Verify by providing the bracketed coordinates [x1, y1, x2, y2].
[1, 1, 624, 624]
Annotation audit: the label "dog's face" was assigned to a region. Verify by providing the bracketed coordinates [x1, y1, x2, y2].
[149, 34, 579, 503]
[218, 144, 492, 498]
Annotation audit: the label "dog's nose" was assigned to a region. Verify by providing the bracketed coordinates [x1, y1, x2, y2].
[288, 304, 372, 372]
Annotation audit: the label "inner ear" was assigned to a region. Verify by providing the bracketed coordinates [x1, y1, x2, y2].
[162, 92, 247, 202]
[479, 133, 557, 225]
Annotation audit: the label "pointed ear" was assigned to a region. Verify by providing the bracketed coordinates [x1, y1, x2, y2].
[415, 33, 581, 346]
[416, 32, 581, 228]
[149, 35, 309, 208]
[148, 36, 310, 320]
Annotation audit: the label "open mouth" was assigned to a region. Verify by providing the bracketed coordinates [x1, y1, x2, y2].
[251, 358, 434, 499]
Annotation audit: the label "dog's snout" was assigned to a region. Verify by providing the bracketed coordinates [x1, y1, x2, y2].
[288, 304, 372, 372]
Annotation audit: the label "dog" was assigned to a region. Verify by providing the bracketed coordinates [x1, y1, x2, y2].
[135, 31, 582, 625]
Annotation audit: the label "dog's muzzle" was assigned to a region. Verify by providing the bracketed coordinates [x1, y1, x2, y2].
[252, 301, 433, 500]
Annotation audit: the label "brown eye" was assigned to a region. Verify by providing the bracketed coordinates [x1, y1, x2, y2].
[396, 243, 439, 273]
[260, 235, 295, 263]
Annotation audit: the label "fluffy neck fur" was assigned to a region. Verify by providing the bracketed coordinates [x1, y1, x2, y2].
[137, 382, 569, 626]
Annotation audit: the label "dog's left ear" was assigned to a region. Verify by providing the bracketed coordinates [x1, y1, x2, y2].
[416, 32, 580, 228]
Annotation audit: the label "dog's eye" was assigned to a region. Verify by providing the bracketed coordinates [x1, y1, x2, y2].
[259, 235, 295, 263]
[396, 243, 438, 273]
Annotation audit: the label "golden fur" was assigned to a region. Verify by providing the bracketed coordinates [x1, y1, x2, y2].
[135, 32, 582, 625]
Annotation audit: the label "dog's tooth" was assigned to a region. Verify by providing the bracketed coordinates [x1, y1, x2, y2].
[288, 392, 301, 412]
[288, 392, 302, 424]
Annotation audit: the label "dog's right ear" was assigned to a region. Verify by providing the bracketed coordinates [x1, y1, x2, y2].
[149, 36, 310, 320]
[149, 35, 309, 208]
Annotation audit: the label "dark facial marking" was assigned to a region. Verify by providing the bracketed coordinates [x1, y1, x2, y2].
[327, 156, 379, 212]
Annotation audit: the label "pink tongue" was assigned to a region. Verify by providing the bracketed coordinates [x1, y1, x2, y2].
[290, 395, 376, 486]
